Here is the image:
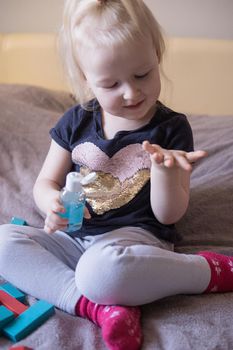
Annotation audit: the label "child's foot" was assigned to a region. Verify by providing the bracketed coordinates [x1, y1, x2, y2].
[76, 296, 142, 350]
[198, 251, 233, 292]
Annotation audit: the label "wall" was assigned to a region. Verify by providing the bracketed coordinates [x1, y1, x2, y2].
[145, 0, 233, 39]
[0, 0, 232, 39]
[0, 0, 63, 33]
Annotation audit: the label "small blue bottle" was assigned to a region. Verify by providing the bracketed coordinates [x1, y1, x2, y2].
[59, 172, 97, 233]
[59, 172, 86, 233]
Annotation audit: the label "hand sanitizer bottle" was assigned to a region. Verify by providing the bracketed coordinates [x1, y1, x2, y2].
[59, 171, 96, 233]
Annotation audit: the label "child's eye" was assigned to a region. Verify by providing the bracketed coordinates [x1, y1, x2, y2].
[135, 71, 150, 79]
[103, 82, 118, 89]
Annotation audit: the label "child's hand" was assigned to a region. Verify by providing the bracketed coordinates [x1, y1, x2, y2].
[142, 140, 207, 172]
[44, 197, 91, 234]
[44, 197, 68, 234]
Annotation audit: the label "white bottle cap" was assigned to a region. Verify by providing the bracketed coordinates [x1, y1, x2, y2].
[65, 172, 83, 192]
[81, 172, 97, 185]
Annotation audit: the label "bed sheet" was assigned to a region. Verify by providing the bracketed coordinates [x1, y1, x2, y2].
[0, 84, 233, 350]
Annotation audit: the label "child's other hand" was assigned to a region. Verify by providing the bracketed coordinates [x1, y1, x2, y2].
[142, 140, 207, 172]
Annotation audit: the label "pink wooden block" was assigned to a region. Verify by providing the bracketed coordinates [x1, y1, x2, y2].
[0, 290, 28, 316]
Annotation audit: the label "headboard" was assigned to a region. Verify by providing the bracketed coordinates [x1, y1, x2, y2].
[0, 33, 232, 116]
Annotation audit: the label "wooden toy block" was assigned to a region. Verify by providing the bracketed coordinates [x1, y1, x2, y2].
[2, 300, 55, 342]
[0, 305, 15, 329]
[10, 217, 28, 226]
[0, 290, 28, 316]
[0, 283, 26, 302]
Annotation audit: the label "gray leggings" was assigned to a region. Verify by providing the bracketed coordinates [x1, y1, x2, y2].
[0, 224, 210, 315]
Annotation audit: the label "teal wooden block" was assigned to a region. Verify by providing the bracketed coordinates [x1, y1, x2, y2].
[10, 217, 28, 226]
[0, 283, 26, 302]
[0, 305, 15, 329]
[2, 300, 55, 342]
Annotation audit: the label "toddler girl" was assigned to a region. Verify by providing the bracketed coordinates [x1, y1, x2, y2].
[0, 1, 232, 349]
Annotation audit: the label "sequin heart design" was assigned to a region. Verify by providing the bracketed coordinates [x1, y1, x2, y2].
[72, 142, 151, 214]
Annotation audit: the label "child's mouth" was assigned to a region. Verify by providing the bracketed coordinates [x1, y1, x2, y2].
[124, 100, 144, 109]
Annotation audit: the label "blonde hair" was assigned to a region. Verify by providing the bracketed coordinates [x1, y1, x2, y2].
[59, 0, 165, 106]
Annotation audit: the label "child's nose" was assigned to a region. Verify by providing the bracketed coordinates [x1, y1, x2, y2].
[123, 83, 141, 100]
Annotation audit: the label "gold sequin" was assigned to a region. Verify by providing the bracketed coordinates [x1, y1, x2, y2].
[80, 167, 150, 215]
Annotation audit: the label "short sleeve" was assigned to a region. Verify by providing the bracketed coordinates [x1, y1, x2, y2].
[165, 115, 194, 152]
[49, 105, 81, 151]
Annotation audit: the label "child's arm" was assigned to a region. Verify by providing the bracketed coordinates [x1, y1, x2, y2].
[142, 141, 207, 225]
[33, 140, 73, 233]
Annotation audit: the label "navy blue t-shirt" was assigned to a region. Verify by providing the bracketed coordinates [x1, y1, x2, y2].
[50, 100, 193, 242]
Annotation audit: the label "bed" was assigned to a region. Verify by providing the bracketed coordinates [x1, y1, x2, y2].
[0, 33, 233, 350]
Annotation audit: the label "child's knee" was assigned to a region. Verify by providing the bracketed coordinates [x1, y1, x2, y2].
[75, 243, 131, 304]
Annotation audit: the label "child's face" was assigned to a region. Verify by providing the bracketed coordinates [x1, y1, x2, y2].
[79, 37, 161, 121]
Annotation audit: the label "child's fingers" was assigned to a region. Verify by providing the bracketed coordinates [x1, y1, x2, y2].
[143, 142, 206, 171]
[151, 152, 164, 164]
[51, 198, 65, 213]
[44, 224, 53, 234]
[186, 150, 208, 163]
[144, 143, 175, 167]
[173, 150, 207, 171]
[142, 140, 150, 150]
[142, 141, 165, 164]
[44, 221, 68, 234]
[163, 155, 175, 168]
[142, 140, 162, 154]
[44, 209, 68, 234]
[174, 154, 192, 171]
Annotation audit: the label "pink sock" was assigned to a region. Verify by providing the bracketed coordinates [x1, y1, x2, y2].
[75, 296, 142, 350]
[198, 251, 233, 293]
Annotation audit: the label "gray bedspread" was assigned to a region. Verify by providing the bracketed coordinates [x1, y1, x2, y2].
[0, 84, 233, 350]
